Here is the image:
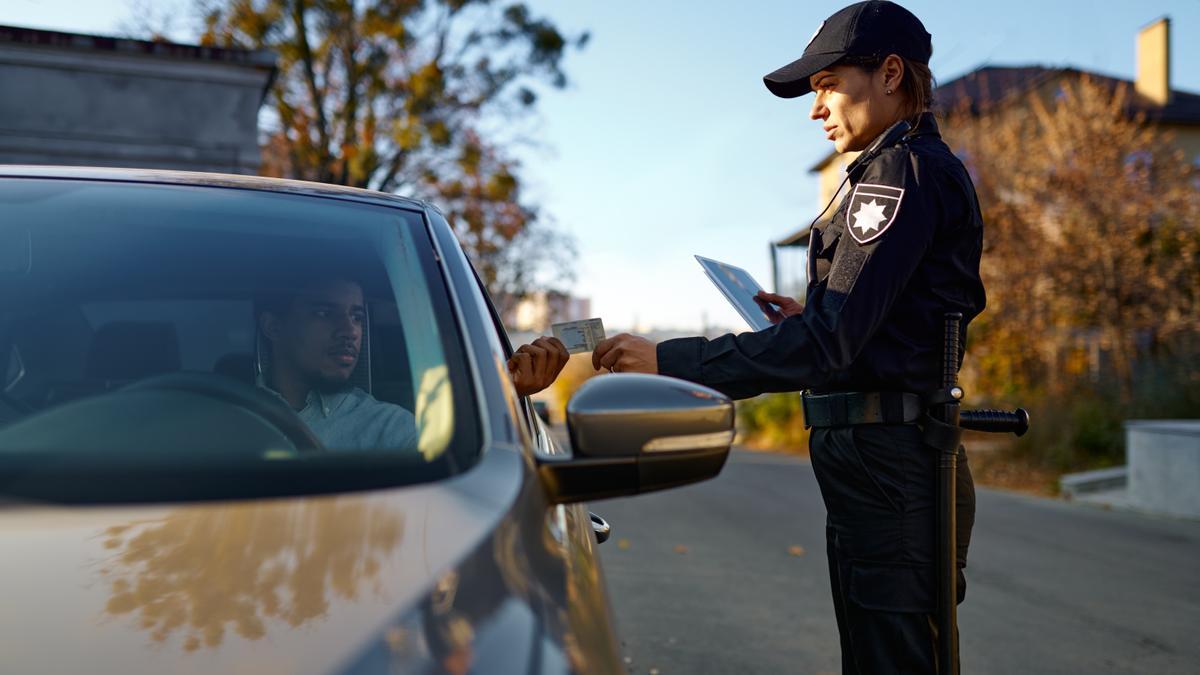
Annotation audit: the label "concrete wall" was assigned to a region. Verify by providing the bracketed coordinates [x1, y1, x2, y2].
[1127, 420, 1200, 518]
[0, 38, 273, 174]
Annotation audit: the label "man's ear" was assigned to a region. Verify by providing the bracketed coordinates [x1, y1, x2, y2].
[259, 311, 282, 343]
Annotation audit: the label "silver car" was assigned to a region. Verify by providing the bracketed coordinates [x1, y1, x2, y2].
[0, 167, 734, 674]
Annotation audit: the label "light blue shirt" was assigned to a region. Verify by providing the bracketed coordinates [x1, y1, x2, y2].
[270, 387, 418, 451]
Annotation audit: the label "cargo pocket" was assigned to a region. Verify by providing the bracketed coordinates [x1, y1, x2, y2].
[847, 560, 936, 613]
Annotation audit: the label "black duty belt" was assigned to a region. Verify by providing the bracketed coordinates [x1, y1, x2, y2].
[800, 391, 924, 428]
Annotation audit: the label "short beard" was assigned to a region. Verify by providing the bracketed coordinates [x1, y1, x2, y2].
[308, 371, 355, 395]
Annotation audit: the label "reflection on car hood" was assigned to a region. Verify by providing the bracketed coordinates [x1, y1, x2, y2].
[0, 448, 525, 675]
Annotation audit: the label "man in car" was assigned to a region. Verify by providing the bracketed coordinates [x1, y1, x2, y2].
[258, 273, 568, 451]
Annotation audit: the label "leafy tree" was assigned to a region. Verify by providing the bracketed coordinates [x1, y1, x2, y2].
[744, 78, 1200, 469]
[944, 76, 1199, 405]
[196, 0, 587, 307]
[424, 128, 576, 315]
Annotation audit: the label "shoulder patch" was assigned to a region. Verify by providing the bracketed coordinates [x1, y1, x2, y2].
[846, 182, 904, 245]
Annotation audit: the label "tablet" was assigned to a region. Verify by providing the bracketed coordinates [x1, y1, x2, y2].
[695, 255, 773, 332]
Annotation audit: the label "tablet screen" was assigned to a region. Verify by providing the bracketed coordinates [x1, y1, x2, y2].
[695, 255, 772, 331]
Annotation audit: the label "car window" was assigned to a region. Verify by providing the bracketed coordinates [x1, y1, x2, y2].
[0, 179, 478, 503]
[464, 259, 550, 445]
[466, 261, 537, 426]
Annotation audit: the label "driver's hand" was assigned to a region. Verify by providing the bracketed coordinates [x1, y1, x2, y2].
[508, 336, 569, 397]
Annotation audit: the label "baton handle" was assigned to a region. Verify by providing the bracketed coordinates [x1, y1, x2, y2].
[942, 313, 962, 390]
[960, 408, 1030, 437]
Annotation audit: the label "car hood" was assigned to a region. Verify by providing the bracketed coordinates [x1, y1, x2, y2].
[0, 447, 533, 675]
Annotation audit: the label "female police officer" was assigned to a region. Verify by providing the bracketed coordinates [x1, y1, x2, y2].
[592, 2, 985, 672]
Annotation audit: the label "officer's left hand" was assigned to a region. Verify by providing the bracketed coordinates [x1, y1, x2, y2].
[592, 333, 658, 374]
[754, 291, 803, 324]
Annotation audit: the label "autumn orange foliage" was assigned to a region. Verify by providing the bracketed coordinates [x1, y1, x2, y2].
[197, 0, 586, 307]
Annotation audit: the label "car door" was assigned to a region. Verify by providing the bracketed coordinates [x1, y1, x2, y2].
[463, 264, 624, 668]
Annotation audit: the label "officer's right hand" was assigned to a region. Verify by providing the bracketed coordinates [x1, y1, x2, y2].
[754, 291, 803, 324]
[592, 333, 657, 374]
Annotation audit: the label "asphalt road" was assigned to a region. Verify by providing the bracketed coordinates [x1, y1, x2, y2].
[590, 448, 1200, 675]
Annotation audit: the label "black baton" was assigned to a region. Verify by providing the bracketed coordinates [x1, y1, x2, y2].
[930, 313, 1030, 674]
[935, 312, 963, 675]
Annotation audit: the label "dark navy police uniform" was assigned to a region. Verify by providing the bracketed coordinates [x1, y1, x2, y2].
[656, 4, 987, 671]
[657, 113, 984, 400]
[660, 111, 984, 674]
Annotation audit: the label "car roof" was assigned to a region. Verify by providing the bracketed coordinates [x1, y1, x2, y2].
[0, 165, 431, 212]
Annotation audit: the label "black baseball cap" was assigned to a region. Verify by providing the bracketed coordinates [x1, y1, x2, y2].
[763, 1, 932, 99]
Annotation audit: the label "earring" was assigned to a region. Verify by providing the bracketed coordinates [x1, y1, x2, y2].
[886, 88, 893, 95]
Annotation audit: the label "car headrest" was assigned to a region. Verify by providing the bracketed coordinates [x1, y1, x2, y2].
[86, 321, 182, 381]
[213, 352, 255, 384]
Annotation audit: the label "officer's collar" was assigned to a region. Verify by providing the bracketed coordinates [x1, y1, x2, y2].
[846, 113, 940, 176]
[907, 112, 941, 139]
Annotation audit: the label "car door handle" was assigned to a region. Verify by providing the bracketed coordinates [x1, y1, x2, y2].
[589, 511, 611, 544]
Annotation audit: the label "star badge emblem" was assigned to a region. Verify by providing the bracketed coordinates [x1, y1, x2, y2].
[852, 199, 888, 234]
[845, 183, 905, 244]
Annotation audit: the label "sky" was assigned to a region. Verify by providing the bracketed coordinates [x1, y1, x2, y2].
[5, 0, 1200, 333]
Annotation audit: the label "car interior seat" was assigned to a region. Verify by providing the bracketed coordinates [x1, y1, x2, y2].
[370, 321, 414, 413]
[84, 321, 182, 382]
[42, 321, 182, 405]
[213, 352, 256, 384]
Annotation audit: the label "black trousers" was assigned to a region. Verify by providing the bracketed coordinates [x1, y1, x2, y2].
[809, 424, 975, 675]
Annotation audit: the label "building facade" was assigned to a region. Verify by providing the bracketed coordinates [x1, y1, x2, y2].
[503, 291, 592, 333]
[0, 26, 274, 174]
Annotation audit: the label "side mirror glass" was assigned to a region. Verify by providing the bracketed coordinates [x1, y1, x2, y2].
[538, 374, 734, 504]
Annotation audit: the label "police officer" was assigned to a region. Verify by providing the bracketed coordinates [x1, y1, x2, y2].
[592, 2, 985, 672]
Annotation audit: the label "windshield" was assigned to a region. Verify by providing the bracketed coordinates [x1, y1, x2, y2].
[0, 179, 478, 503]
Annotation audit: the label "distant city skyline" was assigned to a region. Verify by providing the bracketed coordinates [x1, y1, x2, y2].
[5, 1, 1200, 333]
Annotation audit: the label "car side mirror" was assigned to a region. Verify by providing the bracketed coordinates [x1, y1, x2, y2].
[537, 373, 734, 505]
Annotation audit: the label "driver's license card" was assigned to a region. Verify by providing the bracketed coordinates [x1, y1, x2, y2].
[551, 318, 606, 354]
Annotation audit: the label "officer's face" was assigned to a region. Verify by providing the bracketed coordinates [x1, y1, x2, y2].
[262, 278, 365, 391]
[809, 64, 898, 153]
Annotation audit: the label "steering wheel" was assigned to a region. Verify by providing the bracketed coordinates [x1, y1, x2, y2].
[123, 372, 324, 452]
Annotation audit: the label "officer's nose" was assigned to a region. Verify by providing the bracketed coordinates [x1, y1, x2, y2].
[810, 95, 828, 121]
